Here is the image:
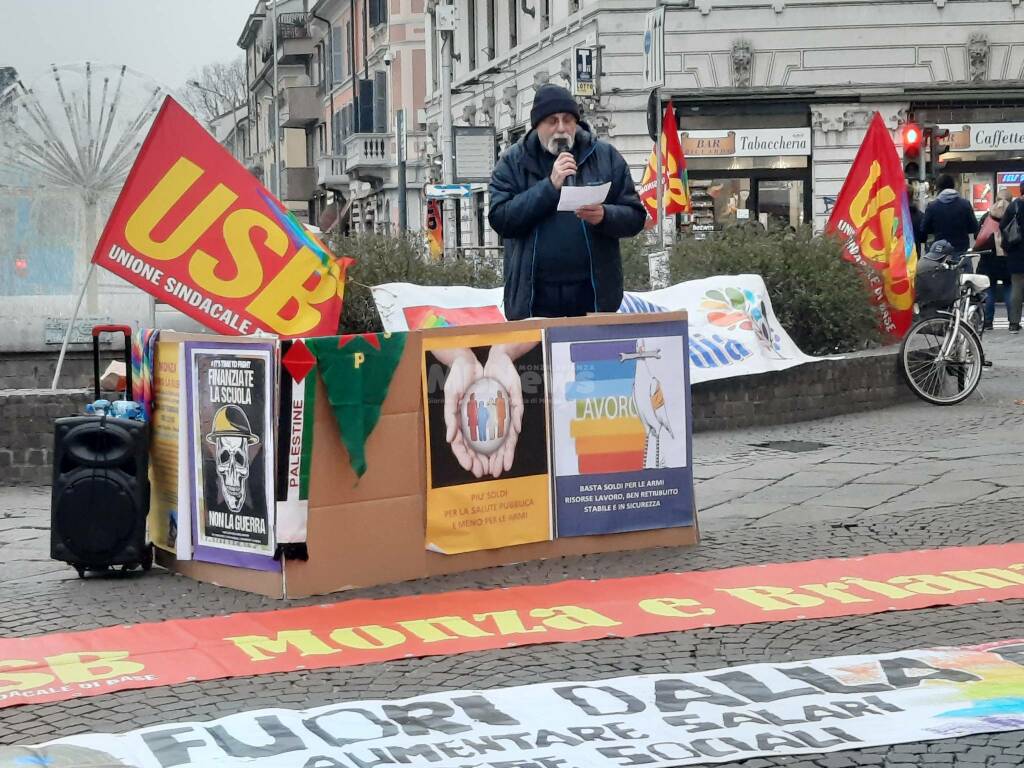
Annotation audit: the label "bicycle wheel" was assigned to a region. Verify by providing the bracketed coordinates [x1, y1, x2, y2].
[900, 316, 983, 405]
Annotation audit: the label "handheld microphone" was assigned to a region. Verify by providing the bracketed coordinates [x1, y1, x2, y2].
[554, 138, 574, 186]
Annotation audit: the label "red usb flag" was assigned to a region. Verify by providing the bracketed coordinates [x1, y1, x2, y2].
[638, 102, 691, 223]
[92, 96, 350, 339]
[826, 112, 917, 339]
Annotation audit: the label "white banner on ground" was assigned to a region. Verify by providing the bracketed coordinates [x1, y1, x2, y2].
[7, 641, 1024, 767]
[373, 275, 817, 384]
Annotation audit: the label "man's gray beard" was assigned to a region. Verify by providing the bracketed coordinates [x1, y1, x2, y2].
[545, 134, 575, 155]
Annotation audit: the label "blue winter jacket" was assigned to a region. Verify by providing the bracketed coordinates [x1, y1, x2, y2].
[921, 189, 979, 253]
[488, 123, 646, 321]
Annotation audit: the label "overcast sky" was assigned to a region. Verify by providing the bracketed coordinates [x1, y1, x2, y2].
[0, 0, 256, 89]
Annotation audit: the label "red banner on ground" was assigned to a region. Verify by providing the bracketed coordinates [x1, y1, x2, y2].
[3, 543, 1024, 708]
[826, 112, 917, 339]
[93, 96, 349, 338]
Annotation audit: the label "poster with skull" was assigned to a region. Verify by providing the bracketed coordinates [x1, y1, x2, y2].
[186, 341, 278, 569]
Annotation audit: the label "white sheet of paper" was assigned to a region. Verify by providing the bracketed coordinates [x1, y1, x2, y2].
[557, 182, 611, 212]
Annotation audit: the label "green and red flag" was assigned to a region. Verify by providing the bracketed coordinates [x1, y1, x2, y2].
[305, 332, 408, 478]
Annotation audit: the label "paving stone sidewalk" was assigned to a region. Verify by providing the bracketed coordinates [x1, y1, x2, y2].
[2, 331, 1023, 766]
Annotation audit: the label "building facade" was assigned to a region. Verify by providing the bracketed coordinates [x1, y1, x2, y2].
[237, 0, 319, 221]
[307, 0, 431, 235]
[424, 0, 1024, 245]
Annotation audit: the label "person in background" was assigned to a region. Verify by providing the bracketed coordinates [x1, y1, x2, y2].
[921, 174, 979, 256]
[975, 191, 1011, 330]
[906, 184, 924, 255]
[488, 84, 646, 320]
[999, 182, 1024, 334]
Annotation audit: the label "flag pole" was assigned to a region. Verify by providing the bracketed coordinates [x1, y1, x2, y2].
[51, 261, 96, 391]
[655, 89, 664, 247]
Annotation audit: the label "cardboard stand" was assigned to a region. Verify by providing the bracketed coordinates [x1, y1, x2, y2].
[152, 314, 699, 598]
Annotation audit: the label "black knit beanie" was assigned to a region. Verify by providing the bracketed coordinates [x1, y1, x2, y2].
[530, 84, 581, 128]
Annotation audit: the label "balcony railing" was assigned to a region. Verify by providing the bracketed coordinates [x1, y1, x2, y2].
[259, 13, 314, 64]
[276, 12, 310, 41]
[343, 132, 394, 170]
[317, 154, 348, 186]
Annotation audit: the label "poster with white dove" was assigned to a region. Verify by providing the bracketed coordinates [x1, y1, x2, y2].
[546, 320, 695, 537]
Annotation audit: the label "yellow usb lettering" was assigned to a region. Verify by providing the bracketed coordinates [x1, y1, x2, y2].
[124, 156, 236, 261]
[0, 660, 54, 694]
[246, 246, 341, 336]
[47, 652, 144, 684]
[189, 208, 279, 297]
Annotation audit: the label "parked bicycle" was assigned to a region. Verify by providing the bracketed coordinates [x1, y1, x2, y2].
[899, 240, 990, 405]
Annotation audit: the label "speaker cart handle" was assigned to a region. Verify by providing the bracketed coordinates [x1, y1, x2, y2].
[92, 325, 134, 402]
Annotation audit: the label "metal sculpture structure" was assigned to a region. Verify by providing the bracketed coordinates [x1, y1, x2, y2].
[0, 63, 163, 385]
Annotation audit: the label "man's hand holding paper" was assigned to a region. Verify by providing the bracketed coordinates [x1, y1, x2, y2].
[556, 181, 611, 212]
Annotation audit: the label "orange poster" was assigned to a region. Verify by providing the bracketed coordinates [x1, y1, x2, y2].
[421, 328, 552, 554]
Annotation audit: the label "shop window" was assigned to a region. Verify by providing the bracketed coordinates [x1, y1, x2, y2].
[757, 179, 804, 231]
[688, 179, 750, 238]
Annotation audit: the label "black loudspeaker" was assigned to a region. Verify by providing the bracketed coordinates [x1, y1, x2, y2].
[51, 416, 152, 577]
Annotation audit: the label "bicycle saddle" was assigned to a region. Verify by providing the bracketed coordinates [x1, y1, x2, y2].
[960, 273, 990, 291]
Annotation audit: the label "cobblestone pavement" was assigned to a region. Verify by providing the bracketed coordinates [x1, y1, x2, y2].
[2, 331, 1024, 766]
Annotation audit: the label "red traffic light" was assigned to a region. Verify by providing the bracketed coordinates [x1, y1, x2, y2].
[902, 123, 922, 157]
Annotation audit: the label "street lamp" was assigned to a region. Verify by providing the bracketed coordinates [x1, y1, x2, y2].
[187, 79, 229, 101]
[265, 0, 282, 199]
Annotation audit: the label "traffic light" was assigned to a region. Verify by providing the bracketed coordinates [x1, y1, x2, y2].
[901, 122, 922, 179]
[929, 127, 951, 173]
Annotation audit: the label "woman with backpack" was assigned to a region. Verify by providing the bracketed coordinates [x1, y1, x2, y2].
[999, 183, 1024, 334]
[975, 192, 1011, 330]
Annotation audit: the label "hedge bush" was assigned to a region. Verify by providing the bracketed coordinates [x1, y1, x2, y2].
[668, 225, 880, 355]
[329, 227, 881, 354]
[328, 232, 502, 333]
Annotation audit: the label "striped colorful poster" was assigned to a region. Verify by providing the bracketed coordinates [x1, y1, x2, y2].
[547, 320, 695, 537]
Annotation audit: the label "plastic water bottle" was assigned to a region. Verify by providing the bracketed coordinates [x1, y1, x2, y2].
[85, 399, 111, 416]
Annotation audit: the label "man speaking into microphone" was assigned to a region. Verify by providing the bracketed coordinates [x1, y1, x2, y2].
[488, 84, 645, 320]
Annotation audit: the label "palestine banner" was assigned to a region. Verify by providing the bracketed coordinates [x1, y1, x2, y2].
[6, 640, 1024, 767]
[276, 340, 318, 547]
[547, 320, 695, 537]
[185, 341, 278, 570]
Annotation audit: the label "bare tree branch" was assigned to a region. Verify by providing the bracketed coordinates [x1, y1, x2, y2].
[179, 56, 247, 123]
